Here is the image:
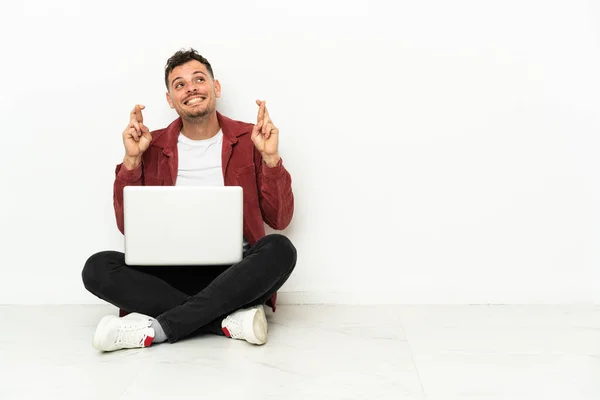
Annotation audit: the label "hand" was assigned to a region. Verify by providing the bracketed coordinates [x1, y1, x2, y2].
[122, 105, 152, 165]
[251, 100, 280, 166]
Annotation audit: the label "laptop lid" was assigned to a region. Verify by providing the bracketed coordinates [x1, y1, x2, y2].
[123, 186, 243, 266]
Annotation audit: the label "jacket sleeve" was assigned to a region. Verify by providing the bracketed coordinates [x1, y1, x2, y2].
[113, 162, 143, 235]
[254, 149, 294, 230]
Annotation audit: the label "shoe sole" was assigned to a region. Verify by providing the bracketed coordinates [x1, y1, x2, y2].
[92, 315, 117, 351]
[245, 306, 268, 345]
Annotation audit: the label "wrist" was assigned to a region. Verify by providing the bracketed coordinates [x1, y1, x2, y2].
[123, 155, 142, 170]
[262, 153, 281, 168]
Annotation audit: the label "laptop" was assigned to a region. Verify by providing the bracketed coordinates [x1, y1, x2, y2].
[123, 186, 244, 266]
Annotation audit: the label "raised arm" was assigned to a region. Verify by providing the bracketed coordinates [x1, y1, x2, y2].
[113, 105, 153, 234]
[251, 100, 294, 229]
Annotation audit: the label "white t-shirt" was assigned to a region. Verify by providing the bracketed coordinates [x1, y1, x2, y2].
[176, 130, 249, 252]
[176, 130, 224, 187]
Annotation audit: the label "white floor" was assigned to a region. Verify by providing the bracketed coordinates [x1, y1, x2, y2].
[0, 305, 598, 400]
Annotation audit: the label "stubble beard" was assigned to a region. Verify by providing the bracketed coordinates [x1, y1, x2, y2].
[183, 106, 213, 123]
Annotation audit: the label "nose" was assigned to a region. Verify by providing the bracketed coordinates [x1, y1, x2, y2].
[186, 82, 199, 93]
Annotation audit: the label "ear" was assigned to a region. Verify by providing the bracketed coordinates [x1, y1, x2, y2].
[166, 91, 175, 109]
[214, 79, 222, 98]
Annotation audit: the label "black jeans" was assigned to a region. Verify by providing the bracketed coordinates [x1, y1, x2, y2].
[82, 234, 296, 343]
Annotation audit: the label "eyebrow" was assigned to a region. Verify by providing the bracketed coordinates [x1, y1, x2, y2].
[171, 71, 208, 87]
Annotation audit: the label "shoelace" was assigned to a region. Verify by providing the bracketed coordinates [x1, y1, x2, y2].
[115, 320, 152, 346]
[224, 315, 245, 339]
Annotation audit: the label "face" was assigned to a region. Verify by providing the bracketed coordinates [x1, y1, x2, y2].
[166, 60, 221, 120]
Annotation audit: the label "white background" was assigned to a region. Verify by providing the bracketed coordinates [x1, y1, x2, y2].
[1, 0, 599, 304]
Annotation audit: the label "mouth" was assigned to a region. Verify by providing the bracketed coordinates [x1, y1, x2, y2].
[184, 96, 206, 106]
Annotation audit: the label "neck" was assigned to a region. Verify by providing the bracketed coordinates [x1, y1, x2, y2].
[180, 112, 220, 140]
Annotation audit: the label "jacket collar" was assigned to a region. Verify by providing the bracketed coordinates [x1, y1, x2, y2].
[151, 111, 251, 150]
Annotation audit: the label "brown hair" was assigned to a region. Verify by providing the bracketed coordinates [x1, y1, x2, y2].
[165, 48, 214, 89]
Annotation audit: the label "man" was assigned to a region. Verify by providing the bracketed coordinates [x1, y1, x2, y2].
[82, 48, 296, 352]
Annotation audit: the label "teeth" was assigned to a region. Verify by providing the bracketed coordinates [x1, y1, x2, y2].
[187, 97, 204, 105]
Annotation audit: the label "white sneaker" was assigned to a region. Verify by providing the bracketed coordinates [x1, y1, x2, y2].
[92, 312, 155, 352]
[221, 305, 268, 345]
